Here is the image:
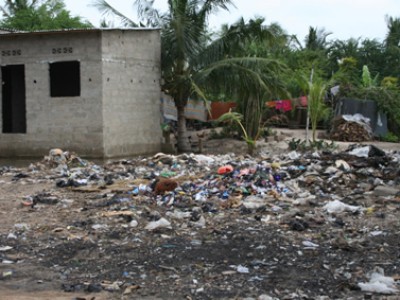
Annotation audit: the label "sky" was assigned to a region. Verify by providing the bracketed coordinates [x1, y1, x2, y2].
[61, 0, 398, 43]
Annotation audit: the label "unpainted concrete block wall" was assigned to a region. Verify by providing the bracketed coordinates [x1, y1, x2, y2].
[101, 30, 162, 157]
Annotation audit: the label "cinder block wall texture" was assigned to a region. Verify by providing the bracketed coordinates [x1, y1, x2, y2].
[0, 29, 162, 158]
[101, 30, 162, 157]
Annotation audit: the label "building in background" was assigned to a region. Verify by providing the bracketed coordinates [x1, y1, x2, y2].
[0, 28, 162, 157]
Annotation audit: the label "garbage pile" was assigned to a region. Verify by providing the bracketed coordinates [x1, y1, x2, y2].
[0, 146, 400, 299]
[330, 114, 373, 142]
[43, 146, 400, 209]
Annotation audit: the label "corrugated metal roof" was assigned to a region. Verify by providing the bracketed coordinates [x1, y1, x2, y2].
[0, 28, 21, 34]
[0, 27, 160, 36]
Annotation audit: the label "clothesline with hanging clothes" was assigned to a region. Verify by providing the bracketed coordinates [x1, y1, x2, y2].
[266, 96, 308, 112]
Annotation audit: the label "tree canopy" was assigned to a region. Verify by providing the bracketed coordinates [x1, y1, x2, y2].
[0, 0, 92, 30]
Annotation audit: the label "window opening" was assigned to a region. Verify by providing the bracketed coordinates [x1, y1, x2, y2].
[49, 61, 80, 97]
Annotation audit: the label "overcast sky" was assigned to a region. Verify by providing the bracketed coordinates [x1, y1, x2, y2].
[63, 0, 398, 43]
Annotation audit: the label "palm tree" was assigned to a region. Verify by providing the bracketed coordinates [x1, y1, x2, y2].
[308, 80, 329, 142]
[358, 38, 385, 76]
[385, 16, 400, 48]
[383, 16, 400, 78]
[94, 0, 288, 152]
[204, 17, 288, 142]
[304, 26, 331, 51]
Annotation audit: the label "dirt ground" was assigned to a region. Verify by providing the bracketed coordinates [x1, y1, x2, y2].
[0, 131, 399, 300]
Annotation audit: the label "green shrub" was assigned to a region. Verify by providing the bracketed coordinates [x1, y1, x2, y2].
[287, 138, 337, 151]
[380, 132, 399, 143]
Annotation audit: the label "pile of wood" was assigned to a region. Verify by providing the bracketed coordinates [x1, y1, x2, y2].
[330, 115, 373, 142]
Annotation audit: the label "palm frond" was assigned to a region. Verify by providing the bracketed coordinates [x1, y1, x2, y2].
[91, 0, 139, 27]
[0, 7, 10, 18]
[196, 17, 277, 67]
[190, 79, 212, 114]
[200, 0, 235, 16]
[198, 56, 288, 99]
[216, 111, 249, 141]
[134, 0, 160, 27]
[217, 111, 243, 123]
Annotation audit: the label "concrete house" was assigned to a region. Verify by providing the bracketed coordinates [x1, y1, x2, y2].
[0, 28, 162, 158]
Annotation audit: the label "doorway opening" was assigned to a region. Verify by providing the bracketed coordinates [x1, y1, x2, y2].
[2, 64, 26, 133]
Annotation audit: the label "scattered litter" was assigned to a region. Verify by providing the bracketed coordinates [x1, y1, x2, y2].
[302, 241, 319, 249]
[217, 165, 234, 175]
[6, 233, 17, 240]
[236, 265, 250, 274]
[0, 141, 399, 299]
[0, 246, 13, 252]
[166, 210, 192, 219]
[243, 196, 268, 209]
[91, 224, 108, 230]
[145, 218, 172, 230]
[2, 260, 14, 264]
[323, 200, 363, 214]
[129, 220, 139, 227]
[0, 270, 13, 280]
[358, 267, 398, 294]
[288, 151, 301, 160]
[349, 146, 372, 158]
[335, 160, 351, 171]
